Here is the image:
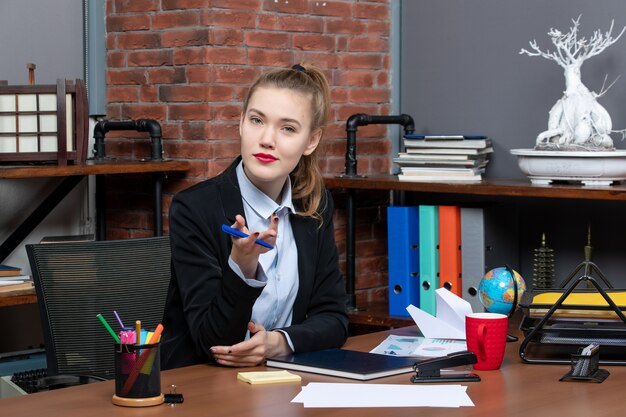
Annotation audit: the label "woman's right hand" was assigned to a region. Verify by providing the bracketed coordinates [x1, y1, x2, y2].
[229, 214, 277, 278]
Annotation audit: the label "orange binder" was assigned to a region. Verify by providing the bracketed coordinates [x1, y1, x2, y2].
[438, 205, 462, 296]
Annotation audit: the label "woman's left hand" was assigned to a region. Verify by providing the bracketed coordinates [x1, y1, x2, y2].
[210, 322, 290, 367]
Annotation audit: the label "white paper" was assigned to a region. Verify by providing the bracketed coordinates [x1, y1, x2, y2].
[407, 288, 473, 339]
[291, 383, 474, 408]
[412, 338, 467, 357]
[407, 304, 465, 339]
[369, 335, 424, 356]
[435, 288, 473, 331]
[0, 275, 29, 281]
[370, 335, 467, 359]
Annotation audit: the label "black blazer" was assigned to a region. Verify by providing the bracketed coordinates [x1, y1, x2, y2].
[161, 158, 349, 369]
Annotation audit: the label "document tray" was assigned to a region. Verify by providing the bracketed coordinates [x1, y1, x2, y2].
[518, 275, 626, 365]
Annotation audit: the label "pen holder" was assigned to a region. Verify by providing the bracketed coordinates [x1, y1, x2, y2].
[559, 347, 609, 383]
[112, 343, 164, 407]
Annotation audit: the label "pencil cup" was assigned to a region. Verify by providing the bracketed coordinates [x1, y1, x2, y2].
[559, 348, 609, 383]
[112, 343, 164, 407]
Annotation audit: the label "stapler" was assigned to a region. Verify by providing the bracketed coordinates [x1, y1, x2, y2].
[410, 351, 481, 383]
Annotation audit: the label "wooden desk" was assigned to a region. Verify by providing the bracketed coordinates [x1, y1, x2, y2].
[2, 325, 625, 417]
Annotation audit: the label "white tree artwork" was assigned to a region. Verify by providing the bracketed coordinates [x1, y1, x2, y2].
[520, 16, 626, 151]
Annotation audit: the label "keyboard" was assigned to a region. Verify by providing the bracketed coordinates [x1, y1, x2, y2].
[11, 368, 47, 394]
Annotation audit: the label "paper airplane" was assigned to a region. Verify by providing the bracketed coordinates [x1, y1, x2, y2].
[406, 288, 473, 339]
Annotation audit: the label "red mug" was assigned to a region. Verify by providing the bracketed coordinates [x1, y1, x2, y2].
[465, 312, 508, 370]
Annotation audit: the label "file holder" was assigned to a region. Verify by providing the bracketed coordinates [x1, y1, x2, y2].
[559, 348, 609, 383]
[411, 351, 481, 383]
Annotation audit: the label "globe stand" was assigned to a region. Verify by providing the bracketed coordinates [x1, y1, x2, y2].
[479, 265, 525, 343]
[505, 265, 519, 343]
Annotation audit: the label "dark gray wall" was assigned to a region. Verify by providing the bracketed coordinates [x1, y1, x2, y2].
[400, 1, 626, 287]
[400, 1, 626, 179]
[0, 0, 83, 84]
[0, 0, 85, 355]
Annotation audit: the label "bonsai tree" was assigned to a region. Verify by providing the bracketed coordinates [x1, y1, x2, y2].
[520, 16, 626, 150]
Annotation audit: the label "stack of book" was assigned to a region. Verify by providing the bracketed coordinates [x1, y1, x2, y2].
[0, 264, 33, 292]
[394, 134, 493, 182]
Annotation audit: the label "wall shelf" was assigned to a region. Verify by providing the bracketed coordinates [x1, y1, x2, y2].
[0, 159, 189, 179]
[0, 291, 36, 308]
[324, 175, 626, 201]
[0, 159, 190, 262]
[0, 159, 190, 310]
[324, 175, 626, 331]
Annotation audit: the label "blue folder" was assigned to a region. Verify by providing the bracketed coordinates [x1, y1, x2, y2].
[387, 207, 420, 317]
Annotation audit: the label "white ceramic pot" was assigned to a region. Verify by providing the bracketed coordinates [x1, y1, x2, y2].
[510, 149, 626, 186]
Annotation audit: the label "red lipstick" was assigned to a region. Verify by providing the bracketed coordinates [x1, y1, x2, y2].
[254, 153, 277, 163]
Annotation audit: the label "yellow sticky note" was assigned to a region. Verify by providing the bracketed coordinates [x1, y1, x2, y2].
[237, 370, 301, 385]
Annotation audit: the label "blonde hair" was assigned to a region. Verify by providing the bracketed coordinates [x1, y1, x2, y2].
[242, 63, 331, 221]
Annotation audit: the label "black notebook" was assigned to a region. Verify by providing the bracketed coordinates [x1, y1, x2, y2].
[266, 349, 417, 381]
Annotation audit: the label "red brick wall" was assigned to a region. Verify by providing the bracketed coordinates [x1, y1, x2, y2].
[104, 0, 392, 305]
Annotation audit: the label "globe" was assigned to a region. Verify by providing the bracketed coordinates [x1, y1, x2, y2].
[478, 267, 526, 315]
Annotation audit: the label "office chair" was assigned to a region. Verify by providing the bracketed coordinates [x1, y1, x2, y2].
[26, 236, 171, 390]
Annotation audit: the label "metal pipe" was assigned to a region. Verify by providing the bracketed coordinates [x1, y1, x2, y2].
[91, 119, 165, 239]
[343, 114, 415, 178]
[345, 189, 356, 309]
[96, 175, 106, 240]
[341, 114, 415, 310]
[93, 119, 163, 161]
[154, 173, 163, 236]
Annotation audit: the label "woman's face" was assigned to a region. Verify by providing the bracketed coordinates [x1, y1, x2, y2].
[239, 86, 321, 201]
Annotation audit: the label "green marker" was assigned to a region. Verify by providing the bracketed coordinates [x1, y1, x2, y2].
[97, 313, 121, 343]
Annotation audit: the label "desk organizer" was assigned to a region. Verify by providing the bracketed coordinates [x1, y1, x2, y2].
[0, 79, 88, 165]
[518, 259, 626, 365]
[559, 348, 609, 383]
[112, 343, 163, 407]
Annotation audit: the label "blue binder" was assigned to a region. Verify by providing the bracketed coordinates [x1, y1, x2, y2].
[418, 205, 439, 316]
[387, 207, 420, 317]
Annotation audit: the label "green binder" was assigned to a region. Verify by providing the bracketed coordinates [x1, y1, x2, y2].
[419, 205, 439, 315]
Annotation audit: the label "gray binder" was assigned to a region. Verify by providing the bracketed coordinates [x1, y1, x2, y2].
[460, 205, 519, 313]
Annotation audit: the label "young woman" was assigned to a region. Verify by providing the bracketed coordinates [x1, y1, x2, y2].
[161, 64, 349, 369]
